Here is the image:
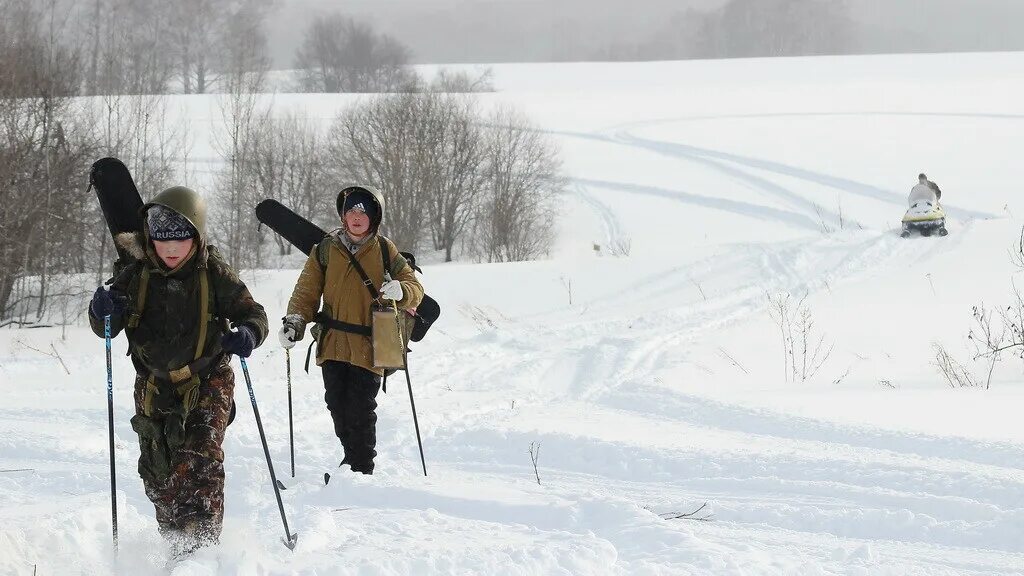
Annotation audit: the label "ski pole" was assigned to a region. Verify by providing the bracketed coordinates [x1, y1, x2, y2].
[403, 358, 427, 477]
[393, 303, 427, 476]
[239, 357, 298, 550]
[286, 348, 294, 478]
[104, 314, 118, 551]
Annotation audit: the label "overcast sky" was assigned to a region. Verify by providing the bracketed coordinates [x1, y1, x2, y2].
[264, 0, 1024, 66]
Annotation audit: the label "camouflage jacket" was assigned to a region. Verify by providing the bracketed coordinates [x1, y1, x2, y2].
[89, 231, 268, 374]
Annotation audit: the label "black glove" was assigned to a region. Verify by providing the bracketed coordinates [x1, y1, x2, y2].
[221, 324, 257, 358]
[89, 286, 127, 318]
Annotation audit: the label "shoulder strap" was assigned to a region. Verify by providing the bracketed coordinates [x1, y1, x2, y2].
[378, 237, 392, 280]
[195, 268, 211, 361]
[316, 238, 331, 271]
[378, 236, 413, 277]
[128, 267, 150, 328]
[128, 264, 214, 361]
[337, 240, 380, 301]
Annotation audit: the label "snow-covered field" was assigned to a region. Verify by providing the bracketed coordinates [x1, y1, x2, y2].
[4, 52, 1024, 575]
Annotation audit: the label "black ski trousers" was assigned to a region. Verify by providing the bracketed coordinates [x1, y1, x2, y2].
[321, 360, 381, 474]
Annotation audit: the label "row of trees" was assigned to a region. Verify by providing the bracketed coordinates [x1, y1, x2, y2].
[329, 95, 562, 263]
[5, 0, 481, 97]
[597, 0, 850, 61]
[81, 0, 270, 96]
[8, 0, 851, 98]
[208, 90, 562, 269]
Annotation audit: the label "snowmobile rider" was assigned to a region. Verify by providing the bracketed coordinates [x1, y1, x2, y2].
[909, 173, 942, 206]
[87, 186, 269, 554]
[280, 186, 423, 475]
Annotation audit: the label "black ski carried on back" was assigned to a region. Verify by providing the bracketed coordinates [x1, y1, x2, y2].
[90, 157, 145, 262]
[255, 199, 328, 256]
[88, 156, 144, 551]
[254, 199, 440, 341]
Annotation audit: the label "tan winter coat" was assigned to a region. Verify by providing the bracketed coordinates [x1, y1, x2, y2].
[287, 231, 423, 375]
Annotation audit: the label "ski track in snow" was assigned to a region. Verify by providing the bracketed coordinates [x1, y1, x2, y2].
[550, 111, 1000, 228]
[398, 222, 1023, 573]
[573, 177, 824, 232]
[599, 110, 1024, 134]
[611, 131, 996, 223]
[571, 183, 627, 248]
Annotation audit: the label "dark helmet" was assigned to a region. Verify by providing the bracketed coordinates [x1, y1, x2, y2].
[337, 185, 385, 230]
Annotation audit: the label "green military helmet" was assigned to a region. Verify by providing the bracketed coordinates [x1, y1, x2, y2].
[143, 186, 207, 239]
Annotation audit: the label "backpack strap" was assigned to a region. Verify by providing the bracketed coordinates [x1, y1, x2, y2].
[337, 239, 381, 301]
[316, 238, 331, 272]
[128, 265, 214, 338]
[321, 233, 404, 283]
[195, 269, 210, 360]
[377, 236, 412, 279]
[379, 237, 391, 280]
[138, 266, 215, 416]
[127, 267, 150, 328]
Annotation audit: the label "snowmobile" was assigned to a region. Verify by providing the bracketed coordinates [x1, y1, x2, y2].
[900, 201, 948, 238]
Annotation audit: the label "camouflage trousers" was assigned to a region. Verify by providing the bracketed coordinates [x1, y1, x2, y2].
[132, 361, 234, 550]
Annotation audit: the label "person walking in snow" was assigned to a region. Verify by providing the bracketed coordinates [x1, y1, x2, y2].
[280, 186, 423, 475]
[87, 186, 268, 555]
[909, 173, 942, 206]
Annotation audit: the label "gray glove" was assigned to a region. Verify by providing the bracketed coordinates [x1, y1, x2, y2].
[280, 314, 306, 349]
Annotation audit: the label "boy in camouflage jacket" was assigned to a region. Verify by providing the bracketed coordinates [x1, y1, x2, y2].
[88, 186, 268, 554]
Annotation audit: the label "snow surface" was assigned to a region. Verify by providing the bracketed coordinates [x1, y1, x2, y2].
[4, 52, 1024, 574]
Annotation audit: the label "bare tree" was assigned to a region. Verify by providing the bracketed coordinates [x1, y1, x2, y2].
[167, 0, 266, 94]
[328, 94, 480, 256]
[0, 96, 98, 320]
[0, 0, 100, 321]
[218, 1, 271, 95]
[168, 0, 220, 94]
[325, 95, 563, 261]
[326, 93, 428, 250]
[209, 75, 268, 267]
[89, 0, 175, 95]
[76, 0, 271, 96]
[88, 91, 187, 279]
[250, 112, 333, 255]
[419, 96, 488, 261]
[471, 107, 564, 263]
[0, 0, 189, 322]
[766, 292, 834, 383]
[294, 13, 418, 93]
[0, 0, 81, 98]
[429, 67, 495, 94]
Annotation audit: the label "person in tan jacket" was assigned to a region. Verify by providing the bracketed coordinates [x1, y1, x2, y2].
[281, 185, 423, 474]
